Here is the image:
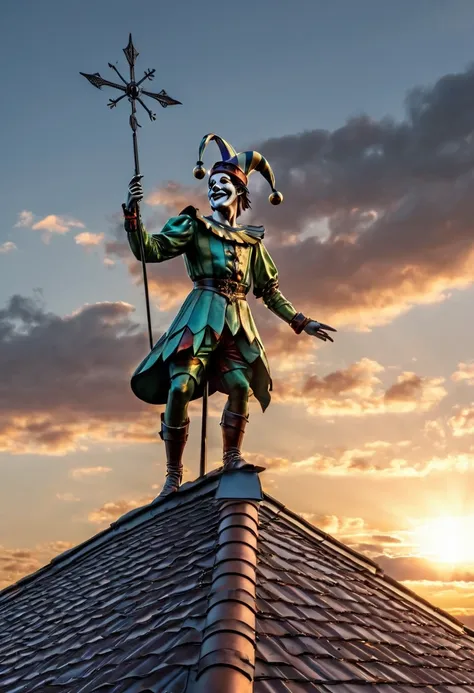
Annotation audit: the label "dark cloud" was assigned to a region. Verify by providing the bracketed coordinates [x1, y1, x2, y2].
[375, 554, 474, 583]
[0, 294, 158, 454]
[0, 541, 74, 590]
[248, 67, 474, 229]
[371, 534, 403, 544]
[273, 359, 446, 415]
[137, 65, 474, 327]
[0, 294, 145, 415]
[384, 374, 423, 402]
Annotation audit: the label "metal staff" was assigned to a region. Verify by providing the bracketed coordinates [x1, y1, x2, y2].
[81, 40, 211, 477]
[80, 34, 181, 351]
[200, 382, 208, 477]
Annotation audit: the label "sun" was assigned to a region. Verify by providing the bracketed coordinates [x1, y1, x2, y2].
[413, 516, 474, 565]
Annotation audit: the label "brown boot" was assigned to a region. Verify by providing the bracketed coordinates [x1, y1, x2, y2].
[221, 409, 264, 472]
[158, 413, 189, 496]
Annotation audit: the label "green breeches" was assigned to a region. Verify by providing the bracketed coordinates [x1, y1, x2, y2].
[164, 327, 251, 427]
[165, 369, 250, 426]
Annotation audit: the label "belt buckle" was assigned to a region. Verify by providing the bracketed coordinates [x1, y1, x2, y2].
[221, 278, 236, 303]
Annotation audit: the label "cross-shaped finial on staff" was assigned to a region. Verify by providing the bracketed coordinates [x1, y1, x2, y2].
[80, 33, 181, 132]
[80, 34, 181, 353]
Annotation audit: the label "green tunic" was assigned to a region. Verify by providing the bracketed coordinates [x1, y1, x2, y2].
[125, 206, 297, 411]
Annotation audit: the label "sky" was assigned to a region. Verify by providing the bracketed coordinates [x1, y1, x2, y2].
[3, 0, 474, 627]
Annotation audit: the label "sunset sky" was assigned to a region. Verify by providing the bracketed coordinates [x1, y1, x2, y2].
[3, 0, 474, 627]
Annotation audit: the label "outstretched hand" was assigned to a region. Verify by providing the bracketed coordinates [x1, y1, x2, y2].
[303, 319, 337, 342]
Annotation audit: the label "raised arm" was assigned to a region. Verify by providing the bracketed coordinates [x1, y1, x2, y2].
[251, 241, 336, 342]
[123, 174, 195, 263]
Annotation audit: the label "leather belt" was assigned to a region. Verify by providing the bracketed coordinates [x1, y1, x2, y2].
[194, 278, 248, 302]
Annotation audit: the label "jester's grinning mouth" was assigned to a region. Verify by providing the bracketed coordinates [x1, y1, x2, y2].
[211, 190, 228, 201]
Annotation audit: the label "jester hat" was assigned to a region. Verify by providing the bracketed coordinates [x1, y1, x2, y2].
[193, 133, 283, 205]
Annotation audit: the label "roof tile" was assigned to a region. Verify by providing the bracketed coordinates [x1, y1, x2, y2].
[1, 473, 474, 692]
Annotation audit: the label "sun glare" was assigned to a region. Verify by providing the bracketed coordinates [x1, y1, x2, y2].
[413, 516, 474, 565]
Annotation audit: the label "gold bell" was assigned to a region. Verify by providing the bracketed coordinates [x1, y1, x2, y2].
[193, 161, 206, 180]
[269, 190, 283, 205]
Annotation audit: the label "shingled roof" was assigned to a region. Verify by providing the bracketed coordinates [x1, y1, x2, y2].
[1, 468, 474, 693]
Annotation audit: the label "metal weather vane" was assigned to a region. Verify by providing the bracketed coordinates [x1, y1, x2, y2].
[80, 34, 181, 350]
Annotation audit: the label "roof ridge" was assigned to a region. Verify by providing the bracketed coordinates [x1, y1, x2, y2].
[193, 499, 261, 692]
[262, 492, 474, 640]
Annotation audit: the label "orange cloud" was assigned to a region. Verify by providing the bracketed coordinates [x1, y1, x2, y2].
[273, 359, 446, 416]
[70, 466, 112, 480]
[449, 405, 474, 437]
[0, 541, 74, 590]
[74, 231, 104, 247]
[246, 444, 473, 478]
[144, 180, 207, 212]
[14, 210, 86, 243]
[32, 215, 85, 235]
[88, 496, 153, 525]
[452, 362, 474, 385]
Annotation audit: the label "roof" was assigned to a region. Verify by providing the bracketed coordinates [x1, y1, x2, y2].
[1, 468, 474, 692]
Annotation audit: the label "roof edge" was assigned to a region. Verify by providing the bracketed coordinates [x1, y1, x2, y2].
[0, 470, 222, 601]
[262, 492, 380, 573]
[262, 493, 474, 640]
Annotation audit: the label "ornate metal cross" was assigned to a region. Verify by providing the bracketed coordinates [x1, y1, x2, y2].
[80, 33, 181, 133]
[80, 34, 181, 351]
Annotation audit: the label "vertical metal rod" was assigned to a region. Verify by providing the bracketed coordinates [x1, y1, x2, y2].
[200, 381, 208, 477]
[133, 172, 154, 350]
[129, 45, 154, 352]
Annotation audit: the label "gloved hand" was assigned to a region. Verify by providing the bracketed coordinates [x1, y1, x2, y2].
[124, 174, 144, 213]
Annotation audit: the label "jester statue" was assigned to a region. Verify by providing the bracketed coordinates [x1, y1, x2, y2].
[123, 134, 336, 495]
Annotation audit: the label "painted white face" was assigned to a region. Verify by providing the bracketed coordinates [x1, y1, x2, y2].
[208, 172, 239, 211]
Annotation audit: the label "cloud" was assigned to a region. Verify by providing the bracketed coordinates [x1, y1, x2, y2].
[0, 295, 450, 455]
[133, 65, 474, 328]
[32, 215, 85, 235]
[452, 361, 474, 385]
[299, 513, 366, 535]
[296, 513, 413, 563]
[0, 294, 159, 454]
[273, 358, 447, 416]
[74, 231, 104, 247]
[127, 257, 191, 312]
[449, 405, 474, 437]
[88, 496, 153, 525]
[376, 555, 474, 583]
[247, 443, 473, 478]
[423, 418, 447, 447]
[56, 492, 80, 502]
[14, 210, 35, 228]
[0, 541, 74, 590]
[145, 181, 207, 214]
[105, 235, 191, 312]
[0, 241, 17, 254]
[14, 210, 86, 243]
[70, 467, 112, 480]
